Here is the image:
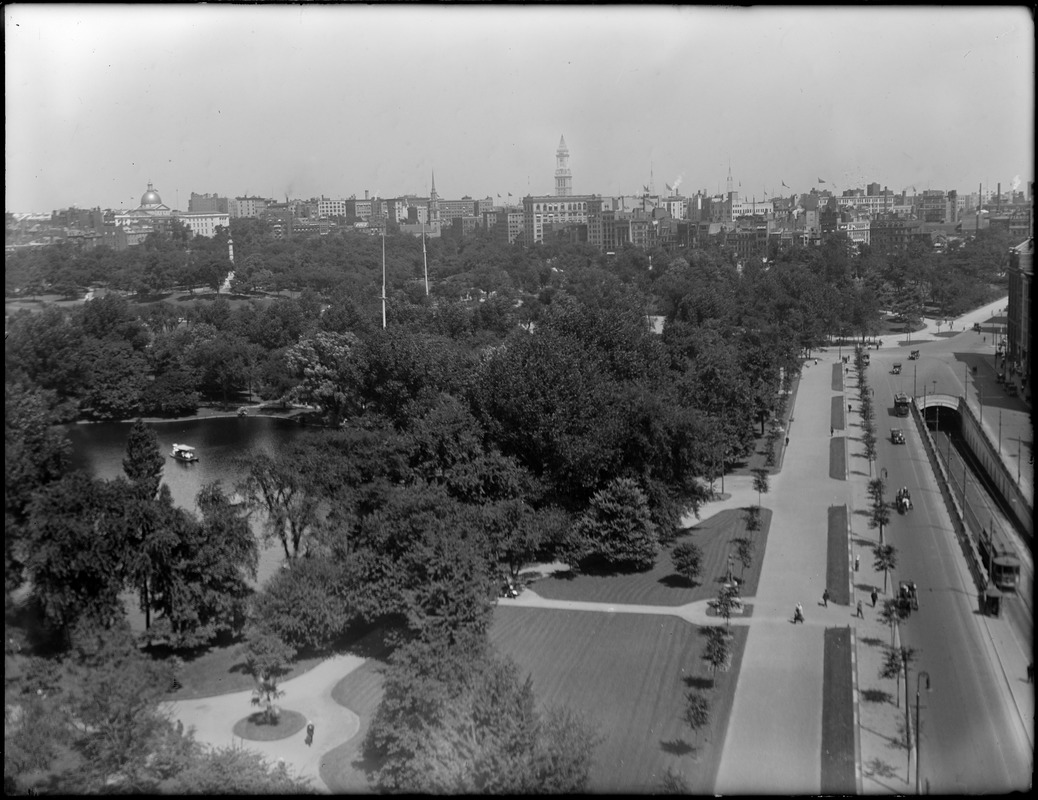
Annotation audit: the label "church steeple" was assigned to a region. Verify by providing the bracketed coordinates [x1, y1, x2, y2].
[554, 136, 572, 197]
[428, 170, 440, 231]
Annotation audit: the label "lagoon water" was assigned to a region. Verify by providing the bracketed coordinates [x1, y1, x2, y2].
[67, 416, 314, 601]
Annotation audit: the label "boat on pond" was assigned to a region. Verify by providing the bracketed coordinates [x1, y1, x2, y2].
[170, 443, 199, 462]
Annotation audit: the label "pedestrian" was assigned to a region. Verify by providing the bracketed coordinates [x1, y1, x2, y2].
[848, 403, 852, 413]
[854, 554, 860, 572]
[830, 426, 834, 437]
[856, 600, 864, 619]
[822, 588, 830, 608]
[870, 588, 878, 607]
[785, 436, 789, 447]
[305, 721, 315, 747]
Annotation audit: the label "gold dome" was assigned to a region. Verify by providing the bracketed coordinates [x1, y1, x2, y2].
[140, 182, 162, 207]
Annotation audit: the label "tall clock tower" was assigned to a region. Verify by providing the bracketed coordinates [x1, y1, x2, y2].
[554, 135, 572, 197]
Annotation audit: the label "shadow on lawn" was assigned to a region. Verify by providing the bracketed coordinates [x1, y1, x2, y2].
[659, 574, 698, 589]
[660, 738, 695, 756]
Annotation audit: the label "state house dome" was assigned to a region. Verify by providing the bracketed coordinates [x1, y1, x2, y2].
[140, 182, 162, 207]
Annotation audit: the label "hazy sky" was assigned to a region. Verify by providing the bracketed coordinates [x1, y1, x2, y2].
[6, 4, 1034, 213]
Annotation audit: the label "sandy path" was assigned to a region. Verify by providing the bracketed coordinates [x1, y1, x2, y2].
[165, 653, 366, 792]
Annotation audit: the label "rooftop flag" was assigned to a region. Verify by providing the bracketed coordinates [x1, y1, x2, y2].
[782, 181, 789, 188]
[818, 178, 826, 184]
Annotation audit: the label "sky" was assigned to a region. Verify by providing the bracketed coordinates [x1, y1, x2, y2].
[5, 4, 1034, 213]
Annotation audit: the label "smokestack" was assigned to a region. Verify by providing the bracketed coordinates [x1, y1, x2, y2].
[997, 182, 1001, 212]
[365, 189, 369, 200]
[978, 183, 982, 233]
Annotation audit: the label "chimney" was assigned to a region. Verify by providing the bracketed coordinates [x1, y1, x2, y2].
[997, 183, 1001, 212]
[365, 190, 369, 200]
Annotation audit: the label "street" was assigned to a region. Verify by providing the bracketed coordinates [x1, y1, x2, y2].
[863, 319, 1033, 791]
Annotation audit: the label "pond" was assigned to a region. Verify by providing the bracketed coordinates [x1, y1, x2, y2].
[66, 416, 317, 601]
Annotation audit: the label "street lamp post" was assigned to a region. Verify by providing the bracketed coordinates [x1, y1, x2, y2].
[915, 671, 932, 794]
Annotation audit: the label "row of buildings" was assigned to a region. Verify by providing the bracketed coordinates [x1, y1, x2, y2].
[8, 136, 1032, 258]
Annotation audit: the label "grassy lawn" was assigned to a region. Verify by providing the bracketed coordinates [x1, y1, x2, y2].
[830, 436, 847, 480]
[232, 708, 306, 741]
[158, 642, 327, 701]
[491, 608, 748, 792]
[821, 626, 856, 792]
[529, 508, 771, 606]
[827, 505, 850, 606]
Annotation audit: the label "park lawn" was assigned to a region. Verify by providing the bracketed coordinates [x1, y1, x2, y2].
[160, 642, 326, 701]
[530, 508, 771, 606]
[491, 608, 748, 793]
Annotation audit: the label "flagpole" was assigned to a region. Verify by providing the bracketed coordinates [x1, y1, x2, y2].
[381, 215, 387, 329]
[422, 220, 429, 296]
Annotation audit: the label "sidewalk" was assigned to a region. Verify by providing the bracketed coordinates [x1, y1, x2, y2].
[713, 346, 850, 794]
[164, 653, 367, 793]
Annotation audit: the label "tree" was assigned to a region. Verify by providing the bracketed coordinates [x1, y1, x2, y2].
[572, 477, 659, 571]
[148, 483, 258, 647]
[235, 446, 322, 561]
[169, 743, 316, 794]
[123, 419, 164, 498]
[682, 690, 710, 746]
[743, 505, 762, 533]
[364, 638, 597, 793]
[879, 645, 916, 710]
[5, 383, 72, 592]
[60, 623, 185, 792]
[734, 536, 756, 579]
[703, 626, 732, 674]
[24, 472, 130, 636]
[250, 557, 356, 651]
[751, 467, 770, 507]
[873, 543, 898, 593]
[671, 540, 704, 585]
[714, 584, 737, 630]
[869, 488, 892, 545]
[863, 429, 878, 475]
[241, 628, 296, 725]
[284, 330, 360, 425]
[120, 419, 170, 630]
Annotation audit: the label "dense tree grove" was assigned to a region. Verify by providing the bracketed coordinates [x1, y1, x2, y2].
[6, 218, 1006, 790]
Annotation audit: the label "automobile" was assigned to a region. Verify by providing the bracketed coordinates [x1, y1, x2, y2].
[891, 428, 905, 444]
[909, 350, 920, 360]
[891, 363, 902, 375]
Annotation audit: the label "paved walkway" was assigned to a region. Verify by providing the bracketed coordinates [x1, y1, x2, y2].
[165, 654, 367, 792]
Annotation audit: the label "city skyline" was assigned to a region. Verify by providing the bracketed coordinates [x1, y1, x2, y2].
[6, 4, 1034, 214]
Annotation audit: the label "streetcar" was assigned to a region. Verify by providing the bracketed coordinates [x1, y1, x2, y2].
[893, 392, 911, 417]
[977, 528, 1021, 592]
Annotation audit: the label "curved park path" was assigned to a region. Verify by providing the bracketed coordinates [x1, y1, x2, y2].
[165, 654, 365, 792]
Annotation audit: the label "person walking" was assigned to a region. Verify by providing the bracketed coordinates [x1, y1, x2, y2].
[822, 588, 830, 608]
[856, 600, 864, 619]
[870, 588, 878, 607]
[305, 721, 315, 747]
[854, 554, 860, 572]
[830, 426, 834, 437]
[794, 602, 804, 624]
